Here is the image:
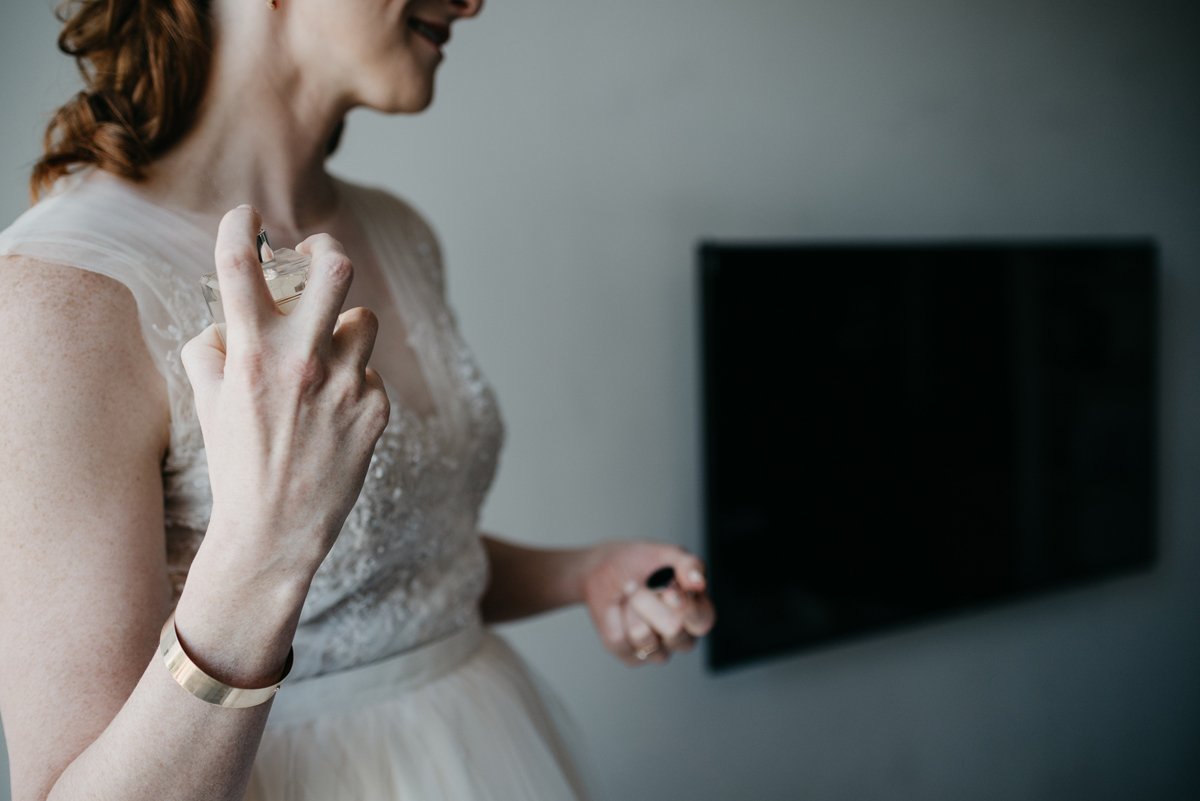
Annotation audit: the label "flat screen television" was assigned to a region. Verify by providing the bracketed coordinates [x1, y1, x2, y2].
[701, 242, 1158, 670]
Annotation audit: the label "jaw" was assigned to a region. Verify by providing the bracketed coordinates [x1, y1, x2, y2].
[355, 58, 437, 115]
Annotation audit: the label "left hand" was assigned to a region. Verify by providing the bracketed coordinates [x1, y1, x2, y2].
[581, 542, 716, 666]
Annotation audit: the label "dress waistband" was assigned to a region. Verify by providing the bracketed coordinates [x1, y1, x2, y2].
[267, 619, 485, 727]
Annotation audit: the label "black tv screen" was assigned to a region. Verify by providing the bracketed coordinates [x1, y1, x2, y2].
[701, 242, 1158, 670]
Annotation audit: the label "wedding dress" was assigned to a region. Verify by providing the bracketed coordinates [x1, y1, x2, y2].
[0, 170, 588, 801]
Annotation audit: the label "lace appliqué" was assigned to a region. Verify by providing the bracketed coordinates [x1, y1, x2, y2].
[0, 175, 502, 681]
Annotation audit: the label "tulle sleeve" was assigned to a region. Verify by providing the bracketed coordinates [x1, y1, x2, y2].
[0, 171, 219, 579]
[0, 174, 210, 389]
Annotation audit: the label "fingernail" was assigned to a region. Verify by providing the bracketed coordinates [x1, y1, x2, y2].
[236, 203, 254, 210]
[688, 570, 704, 585]
[623, 580, 638, 597]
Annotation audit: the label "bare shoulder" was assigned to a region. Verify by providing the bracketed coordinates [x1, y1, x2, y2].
[2, 253, 141, 348]
[0, 253, 170, 500]
[0, 254, 166, 407]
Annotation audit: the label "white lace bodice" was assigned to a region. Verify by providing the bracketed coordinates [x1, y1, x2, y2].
[0, 172, 503, 680]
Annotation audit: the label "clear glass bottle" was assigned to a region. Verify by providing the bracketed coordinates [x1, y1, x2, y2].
[200, 229, 311, 347]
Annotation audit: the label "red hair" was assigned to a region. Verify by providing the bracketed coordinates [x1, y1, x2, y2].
[30, 0, 213, 200]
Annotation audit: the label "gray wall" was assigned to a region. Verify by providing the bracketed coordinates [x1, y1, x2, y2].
[2, 0, 1198, 799]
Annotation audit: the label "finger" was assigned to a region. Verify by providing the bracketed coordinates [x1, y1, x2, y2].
[667, 550, 708, 595]
[364, 366, 387, 397]
[293, 234, 355, 349]
[629, 587, 691, 649]
[181, 324, 228, 411]
[654, 587, 712, 641]
[681, 591, 716, 637]
[623, 604, 661, 664]
[213, 206, 274, 342]
[668, 631, 697, 653]
[331, 307, 379, 375]
[597, 604, 641, 666]
[362, 367, 391, 435]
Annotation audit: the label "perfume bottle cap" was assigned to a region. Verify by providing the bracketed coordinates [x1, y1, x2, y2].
[257, 228, 275, 263]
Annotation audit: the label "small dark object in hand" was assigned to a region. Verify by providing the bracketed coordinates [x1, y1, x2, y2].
[646, 566, 675, 590]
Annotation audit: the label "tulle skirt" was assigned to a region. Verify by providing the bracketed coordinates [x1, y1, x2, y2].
[245, 621, 589, 801]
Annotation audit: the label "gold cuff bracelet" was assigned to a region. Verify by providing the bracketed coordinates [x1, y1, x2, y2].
[159, 611, 294, 708]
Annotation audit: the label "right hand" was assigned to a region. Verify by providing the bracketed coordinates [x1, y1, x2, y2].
[180, 206, 390, 608]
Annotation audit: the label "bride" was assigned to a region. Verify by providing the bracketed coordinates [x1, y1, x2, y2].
[0, 0, 715, 799]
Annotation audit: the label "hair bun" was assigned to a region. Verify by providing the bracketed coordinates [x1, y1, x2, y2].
[31, 0, 212, 200]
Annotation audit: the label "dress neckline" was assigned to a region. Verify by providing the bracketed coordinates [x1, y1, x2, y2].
[82, 169, 343, 251]
[81, 170, 444, 427]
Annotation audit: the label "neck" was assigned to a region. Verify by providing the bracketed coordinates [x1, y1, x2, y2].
[139, 6, 350, 241]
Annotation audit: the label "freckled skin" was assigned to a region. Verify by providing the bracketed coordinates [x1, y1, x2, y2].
[0, 259, 172, 800]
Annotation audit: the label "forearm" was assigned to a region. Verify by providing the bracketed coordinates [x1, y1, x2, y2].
[479, 535, 604, 623]
[46, 651, 274, 801]
[43, 529, 311, 801]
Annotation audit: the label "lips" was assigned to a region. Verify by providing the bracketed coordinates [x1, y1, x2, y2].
[408, 17, 450, 48]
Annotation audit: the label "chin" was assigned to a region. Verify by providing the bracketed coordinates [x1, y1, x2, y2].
[364, 75, 436, 115]
[400, 85, 436, 114]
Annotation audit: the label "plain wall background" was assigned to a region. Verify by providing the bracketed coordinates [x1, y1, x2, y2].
[2, 0, 1198, 798]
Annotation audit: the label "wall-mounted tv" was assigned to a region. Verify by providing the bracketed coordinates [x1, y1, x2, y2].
[701, 242, 1158, 670]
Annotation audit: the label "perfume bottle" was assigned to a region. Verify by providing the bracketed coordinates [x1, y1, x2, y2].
[200, 229, 311, 347]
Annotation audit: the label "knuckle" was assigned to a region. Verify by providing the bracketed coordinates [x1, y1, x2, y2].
[343, 306, 379, 337]
[215, 245, 258, 273]
[360, 308, 380, 336]
[285, 353, 326, 388]
[321, 252, 354, 283]
[236, 344, 270, 379]
[356, 385, 391, 435]
[308, 232, 342, 251]
[327, 370, 357, 405]
[372, 392, 392, 429]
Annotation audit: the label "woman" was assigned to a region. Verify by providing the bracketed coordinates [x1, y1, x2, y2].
[0, 0, 715, 799]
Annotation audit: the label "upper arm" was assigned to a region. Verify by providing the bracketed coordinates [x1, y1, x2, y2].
[0, 257, 172, 799]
